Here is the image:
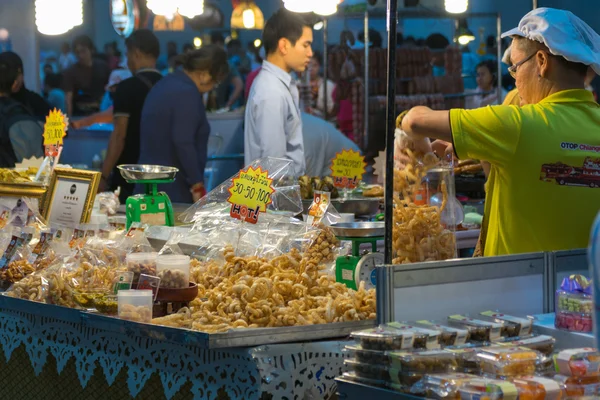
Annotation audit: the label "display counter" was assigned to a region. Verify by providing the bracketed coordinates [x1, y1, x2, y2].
[62, 110, 245, 191]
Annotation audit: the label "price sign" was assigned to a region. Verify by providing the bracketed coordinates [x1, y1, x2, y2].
[330, 149, 366, 189]
[227, 166, 275, 224]
[43, 109, 66, 157]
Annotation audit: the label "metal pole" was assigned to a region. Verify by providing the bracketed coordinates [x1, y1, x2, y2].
[364, 11, 370, 150]
[323, 18, 328, 121]
[384, 0, 398, 266]
[496, 14, 502, 104]
[533, 0, 538, 9]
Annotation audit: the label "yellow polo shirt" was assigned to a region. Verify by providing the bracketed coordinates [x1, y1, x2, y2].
[451, 89, 600, 256]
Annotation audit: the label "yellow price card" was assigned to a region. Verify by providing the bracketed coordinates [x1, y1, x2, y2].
[330, 149, 366, 189]
[43, 109, 67, 157]
[227, 166, 275, 224]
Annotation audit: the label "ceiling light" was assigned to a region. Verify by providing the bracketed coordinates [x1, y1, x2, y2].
[445, 0, 468, 14]
[36, 0, 83, 35]
[146, 0, 178, 19]
[313, 21, 324, 31]
[283, 0, 317, 13]
[178, 0, 204, 19]
[193, 37, 202, 48]
[254, 38, 262, 48]
[455, 19, 475, 45]
[314, 1, 338, 16]
[231, 1, 264, 29]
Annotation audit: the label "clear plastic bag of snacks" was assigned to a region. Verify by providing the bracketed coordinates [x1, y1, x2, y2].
[392, 128, 458, 264]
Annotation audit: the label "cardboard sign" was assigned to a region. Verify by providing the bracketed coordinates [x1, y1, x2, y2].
[227, 166, 275, 224]
[330, 149, 366, 189]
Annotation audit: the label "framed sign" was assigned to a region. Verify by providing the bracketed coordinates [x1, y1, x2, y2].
[43, 168, 100, 225]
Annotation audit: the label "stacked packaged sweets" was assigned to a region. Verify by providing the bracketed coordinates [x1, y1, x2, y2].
[554, 275, 593, 332]
[553, 348, 600, 397]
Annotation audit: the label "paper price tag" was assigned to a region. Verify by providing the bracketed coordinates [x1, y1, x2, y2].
[227, 166, 275, 224]
[43, 109, 66, 157]
[330, 149, 366, 189]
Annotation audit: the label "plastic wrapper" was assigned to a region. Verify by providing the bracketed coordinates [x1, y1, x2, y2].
[555, 375, 600, 397]
[390, 349, 458, 374]
[448, 315, 503, 342]
[392, 128, 457, 264]
[458, 378, 519, 400]
[554, 349, 600, 377]
[476, 347, 539, 377]
[494, 334, 555, 356]
[388, 322, 442, 349]
[95, 191, 120, 216]
[414, 320, 470, 347]
[351, 326, 415, 351]
[480, 311, 533, 337]
[512, 376, 563, 400]
[179, 157, 304, 224]
[415, 373, 479, 399]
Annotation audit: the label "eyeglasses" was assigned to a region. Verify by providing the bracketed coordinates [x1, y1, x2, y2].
[508, 53, 536, 78]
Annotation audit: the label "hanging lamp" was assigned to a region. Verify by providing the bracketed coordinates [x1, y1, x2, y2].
[231, 1, 264, 29]
[178, 0, 205, 19]
[36, 0, 83, 35]
[445, 0, 468, 14]
[283, 0, 317, 14]
[146, 0, 178, 19]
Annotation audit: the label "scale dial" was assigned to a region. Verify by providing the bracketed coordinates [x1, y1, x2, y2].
[356, 252, 384, 290]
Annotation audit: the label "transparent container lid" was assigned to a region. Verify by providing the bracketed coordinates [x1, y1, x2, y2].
[345, 344, 393, 366]
[494, 334, 555, 356]
[390, 349, 458, 374]
[414, 320, 470, 347]
[420, 373, 479, 399]
[480, 311, 533, 337]
[446, 347, 482, 374]
[476, 347, 539, 377]
[351, 326, 415, 351]
[344, 359, 391, 381]
[512, 376, 563, 400]
[555, 374, 600, 398]
[388, 322, 442, 349]
[554, 348, 600, 377]
[458, 378, 519, 400]
[448, 315, 503, 342]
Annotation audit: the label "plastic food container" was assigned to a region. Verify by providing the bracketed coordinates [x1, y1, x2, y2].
[512, 376, 563, 400]
[415, 320, 470, 347]
[388, 322, 442, 349]
[448, 315, 503, 342]
[476, 347, 538, 377]
[351, 326, 415, 351]
[458, 378, 519, 400]
[126, 252, 158, 279]
[447, 347, 482, 374]
[537, 354, 556, 377]
[117, 289, 153, 323]
[556, 290, 593, 314]
[390, 350, 458, 374]
[345, 359, 390, 381]
[341, 372, 389, 389]
[419, 373, 479, 399]
[554, 349, 600, 377]
[480, 311, 533, 337]
[389, 369, 427, 387]
[555, 375, 600, 397]
[555, 311, 593, 332]
[345, 344, 392, 366]
[494, 335, 556, 356]
[156, 254, 190, 289]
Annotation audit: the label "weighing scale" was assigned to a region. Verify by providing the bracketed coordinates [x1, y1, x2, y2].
[330, 222, 385, 290]
[117, 165, 178, 229]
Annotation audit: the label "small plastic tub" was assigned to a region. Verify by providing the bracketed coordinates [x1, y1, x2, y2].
[554, 348, 600, 377]
[118, 289, 153, 323]
[156, 254, 190, 289]
[390, 350, 458, 374]
[345, 344, 392, 366]
[480, 311, 533, 337]
[420, 373, 479, 399]
[126, 252, 158, 279]
[415, 320, 470, 347]
[494, 334, 556, 356]
[447, 347, 482, 374]
[344, 359, 391, 381]
[447, 315, 503, 342]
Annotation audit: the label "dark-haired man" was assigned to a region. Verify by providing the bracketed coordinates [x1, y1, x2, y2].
[244, 9, 313, 175]
[99, 29, 162, 201]
[63, 35, 111, 116]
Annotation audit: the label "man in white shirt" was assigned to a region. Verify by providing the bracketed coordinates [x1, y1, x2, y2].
[244, 9, 313, 176]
